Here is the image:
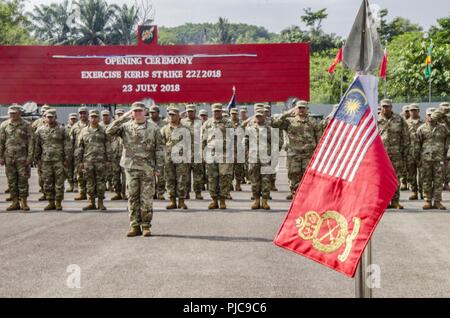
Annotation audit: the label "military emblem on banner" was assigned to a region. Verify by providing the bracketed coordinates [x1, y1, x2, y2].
[140, 26, 156, 44]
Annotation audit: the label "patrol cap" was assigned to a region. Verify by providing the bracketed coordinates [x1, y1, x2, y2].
[131, 102, 146, 111]
[199, 109, 208, 116]
[41, 105, 51, 112]
[115, 109, 125, 115]
[439, 102, 449, 107]
[295, 100, 308, 108]
[45, 109, 57, 117]
[8, 104, 22, 114]
[78, 106, 89, 113]
[149, 105, 160, 113]
[167, 107, 180, 115]
[254, 103, 265, 108]
[426, 107, 436, 115]
[263, 104, 271, 111]
[409, 104, 420, 111]
[380, 99, 393, 107]
[101, 110, 110, 116]
[431, 110, 444, 120]
[230, 108, 238, 114]
[69, 113, 78, 119]
[439, 103, 450, 113]
[402, 105, 410, 112]
[255, 109, 265, 117]
[186, 104, 196, 112]
[240, 107, 248, 113]
[211, 103, 223, 111]
[89, 109, 100, 117]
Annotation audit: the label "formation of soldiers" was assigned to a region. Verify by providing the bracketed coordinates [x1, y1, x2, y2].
[0, 99, 449, 237]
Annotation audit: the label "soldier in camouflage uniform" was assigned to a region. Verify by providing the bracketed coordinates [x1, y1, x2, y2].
[199, 109, 209, 190]
[65, 113, 78, 192]
[264, 104, 283, 192]
[77, 110, 112, 211]
[149, 105, 167, 200]
[378, 99, 410, 209]
[239, 107, 250, 184]
[245, 109, 272, 210]
[399, 105, 411, 190]
[416, 110, 448, 210]
[34, 109, 71, 210]
[161, 107, 190, 209]
[272, 100, 320, 200]
[71, 106, 90, 200]
[181, 104, 204, 200]
[406, 104, 424, 200]
[110, 109, 127, 201]
[32, 104, 51, 201]
[0, 104, 34, 211]
[106, 102, 164, 237]
[100, 110, 114, 192]
[229, 108, 245, 192]
[202, 103, 234, 209]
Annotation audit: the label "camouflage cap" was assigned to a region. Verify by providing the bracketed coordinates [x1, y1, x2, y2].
[211, 103, 223, 111]
[78, 106, 89, 113]
[149, 105, 160, 113]
[402, 105, 410, 112]
[69, 113, 78, 119]
[295, 100, 308, 108]
[186, 104, 196, 112]
[45, 109, 57, 117]
[240, 106, 248, 112]
[8, 104, 22, 114]
[167, 107, 179, 115]
[41, 105, 51, 112]
[426, 107, 436, 115]
[255, 109, 265, 117]
[131, 102, 146, 111]
[115, 109, 125, 115]
[101, 110, 110, 116]
[254, 103, 265, 108]
[230, 108, 238, 114]
[380, 99, 393, 106]
[439, 102, 449, 107]
[263, 104, 271, 111]
[431, 110, 444, 120]
[439, 103, 450, 113]
[409, 103, 420, 111]
[89, 109, 100, 117]
[199, 109, 208, 116]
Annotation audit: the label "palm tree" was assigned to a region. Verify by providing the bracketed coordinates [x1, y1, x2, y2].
[73, 0, 116, 45]
[210, 17, 233, 44]
[29, 0, 76, 44]
[109, 4, 139, 45]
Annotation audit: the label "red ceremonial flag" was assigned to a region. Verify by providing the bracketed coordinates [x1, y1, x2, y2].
[274, 75, 398, 277]
[327, 47, 343, 74]
[379, 47, 388, 80]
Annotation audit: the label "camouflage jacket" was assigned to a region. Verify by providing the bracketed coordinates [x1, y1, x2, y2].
[406, 117, 425, 158]
[416, 122, 449, 162]
[181, 117, 203, 151]
[35, 123, 71, 163]
[378, 113, 410, 159]
[272, 113, 320, 157]
[160, 123, 191, 162]
[31, 117, 46, 132]
[77, 125, 112, 162]
[201, 117, 234, 160]
[106, 117, 164, 172]
[244, 120, 272, 164]
[0, 118, 34, 162]
[70, 120, 89, 161]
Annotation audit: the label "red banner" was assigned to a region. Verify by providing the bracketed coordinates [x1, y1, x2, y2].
[0, 42, 309, 104]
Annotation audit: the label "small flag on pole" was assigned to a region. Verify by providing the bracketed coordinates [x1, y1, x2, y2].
[328, 47, 343, 74]
[227, 86, 236, 111]
[424, 44, 433, 79]
[274, 75, 398, 277]
[379, 47, 388, 80]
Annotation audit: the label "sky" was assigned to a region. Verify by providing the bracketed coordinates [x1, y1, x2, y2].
[23, 0, 450, 36]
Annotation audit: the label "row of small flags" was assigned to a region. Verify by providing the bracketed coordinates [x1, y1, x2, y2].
[327, 44, 433, 80]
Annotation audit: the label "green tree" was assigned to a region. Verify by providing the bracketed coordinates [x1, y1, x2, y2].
[301, 7, 327, 34]
[108, 4, 139, 45]
[210, 17, 233, 44]
[0, 0, 33, 44]
[429, 13, 450, 45]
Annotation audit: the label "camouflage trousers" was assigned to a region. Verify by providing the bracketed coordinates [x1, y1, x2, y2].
[399, 159, 408, 186]
[75, 161, 87, 195]
[5, 159, 30, 198]
[112, 162, 126, 195]
[248, 163, 271, 199]
[125, 168, 154, 228]
[165, 161, 189, 199]
[155, 168, 165, 195]
[42, 161, 66, 200]
[421, 161, 444, 201]
[84, 162, 106, 199]
[37, 163, 44, 191]
[388, 154, 403, 202]
[65, 160, 77, 186]
[407, 159, 422, 193]
[233, 163, 245, 184]
[186, 163, 204, 193]
[286, 155, 310, 195]
[207, 163, 233, 199]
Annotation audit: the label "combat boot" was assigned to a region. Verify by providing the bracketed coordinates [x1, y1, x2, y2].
[97, 198, 107, 211]
[434, 201, 446, 210]
[251, 197, 260, 210]
[20, 198, 30, 211]
[409, 192, 418, 200]
[271, 180, 278, 192]
[126, 226, 142, 237]
[390, 200, 404, 209]
[74, 192, 87, 201]
[195, 192, 203, 200]
[142, 226, 151, 237]
[178, 198, 187, 210]
[66, 183, 74, 193]
[219, 197, 227, 209]
[166, 197, 177, 209]
[82, 197, 97, 211]
[208, 198, 219, 209]
[261, 198, 271, 210]
[55, 200, 63, 211]
[38, 194, 46, 201]
[6, 198, 20, 211]
[423, 200, 433, 210]
[111, 193, 122, 200]
[286, 194, 293, 200]
[235, 181, 242, 192]
[44, 200, 56, 211]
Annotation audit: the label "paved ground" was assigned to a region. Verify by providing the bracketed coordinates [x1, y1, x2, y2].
[1, 154, 450, 298]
